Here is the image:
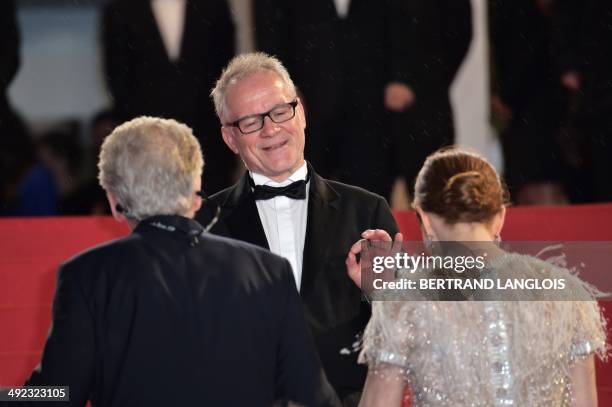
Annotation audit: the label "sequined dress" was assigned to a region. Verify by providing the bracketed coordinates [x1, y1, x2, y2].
[359, 253, 607, 406]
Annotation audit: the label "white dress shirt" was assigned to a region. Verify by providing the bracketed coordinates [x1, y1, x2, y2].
[333, 0, 351, 18]
[151, 0, 186, 61]
[251, 162, 309, 290]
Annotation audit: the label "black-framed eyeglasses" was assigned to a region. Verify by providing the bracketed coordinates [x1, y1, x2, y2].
[227, 100, 298, 135]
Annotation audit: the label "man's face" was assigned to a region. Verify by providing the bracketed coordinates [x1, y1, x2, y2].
[220, 71, 306, 182]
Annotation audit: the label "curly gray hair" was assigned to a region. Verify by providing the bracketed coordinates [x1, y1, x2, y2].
[98, 116, 203, 220]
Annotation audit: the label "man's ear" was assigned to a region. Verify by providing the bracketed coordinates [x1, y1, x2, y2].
[296, 98, 307, 130]
[192, 193, 203, 214]
[221, 126, 239, 154]
[106, 192, 126, 223]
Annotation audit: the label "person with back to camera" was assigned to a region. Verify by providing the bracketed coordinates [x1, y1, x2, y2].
[346, 148, 607, 406]
[19, 116, 339, 407]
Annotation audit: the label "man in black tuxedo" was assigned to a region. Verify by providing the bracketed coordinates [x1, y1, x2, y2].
[196, 53, 399, 405]
[101, 0, 236, 195]
[21, 117, 339, 407]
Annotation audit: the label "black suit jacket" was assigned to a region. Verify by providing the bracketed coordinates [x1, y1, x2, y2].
[490, 0, 558, 114]
[255, 0, 470, 122]
[255, 0, 407, 125]
[102, 0, 233, 128]
[0, 0, 19, 119]
[196, 164, 399, 398]
[101, 0, 236, 194]
[23, 215, 339, 407]
[0, 0, 30, 208]
[394, 0, 472, 101]
[254, 1, 471, 198]
[552, 0, 612, 122]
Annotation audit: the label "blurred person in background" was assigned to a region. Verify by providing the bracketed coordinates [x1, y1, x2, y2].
[56, 109, 121, 216]
[0, 0, 55, 216]
[36, 121, 101, 215]
[552, 0, 612, 203]
[101, 0, 237, 196]
[0, 134, 58, 216]
[0, 0, 21, 144]
[490, 0, 572, 205]
[255, 0, 407, 200]
[388, 0, 472, 200]
[254, 0, 471, 201]
[2, 119, 109, 217]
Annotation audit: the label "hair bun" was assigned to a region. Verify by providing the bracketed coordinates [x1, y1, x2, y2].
[440, 170, 501, 222]
[413, 148, 508, 224]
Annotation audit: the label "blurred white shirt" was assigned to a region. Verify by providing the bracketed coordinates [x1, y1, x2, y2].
[333, 0, 351, 18]
[151, 0, 186, 61]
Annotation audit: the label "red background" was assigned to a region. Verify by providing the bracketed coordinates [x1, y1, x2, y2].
[1, 204, 611, 402]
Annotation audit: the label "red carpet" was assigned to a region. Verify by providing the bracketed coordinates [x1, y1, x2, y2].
[1, 204, 611, 403]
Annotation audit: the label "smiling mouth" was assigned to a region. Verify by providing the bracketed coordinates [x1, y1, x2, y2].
[262, 140, 288, 151]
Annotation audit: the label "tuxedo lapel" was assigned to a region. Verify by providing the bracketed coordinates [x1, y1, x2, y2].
[221, 173, 269, 250]
[300, 165, 341, 296]
[179, 0, 198, 61]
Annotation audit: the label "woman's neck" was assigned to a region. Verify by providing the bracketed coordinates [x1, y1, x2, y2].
[436, 222, 494, 242]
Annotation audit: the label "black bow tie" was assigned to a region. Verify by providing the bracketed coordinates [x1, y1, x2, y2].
[250, 174, 309, 200]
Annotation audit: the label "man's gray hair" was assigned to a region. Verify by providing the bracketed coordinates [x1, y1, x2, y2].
[98, 116, 204, 220]
[211, 52, 297, 121]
